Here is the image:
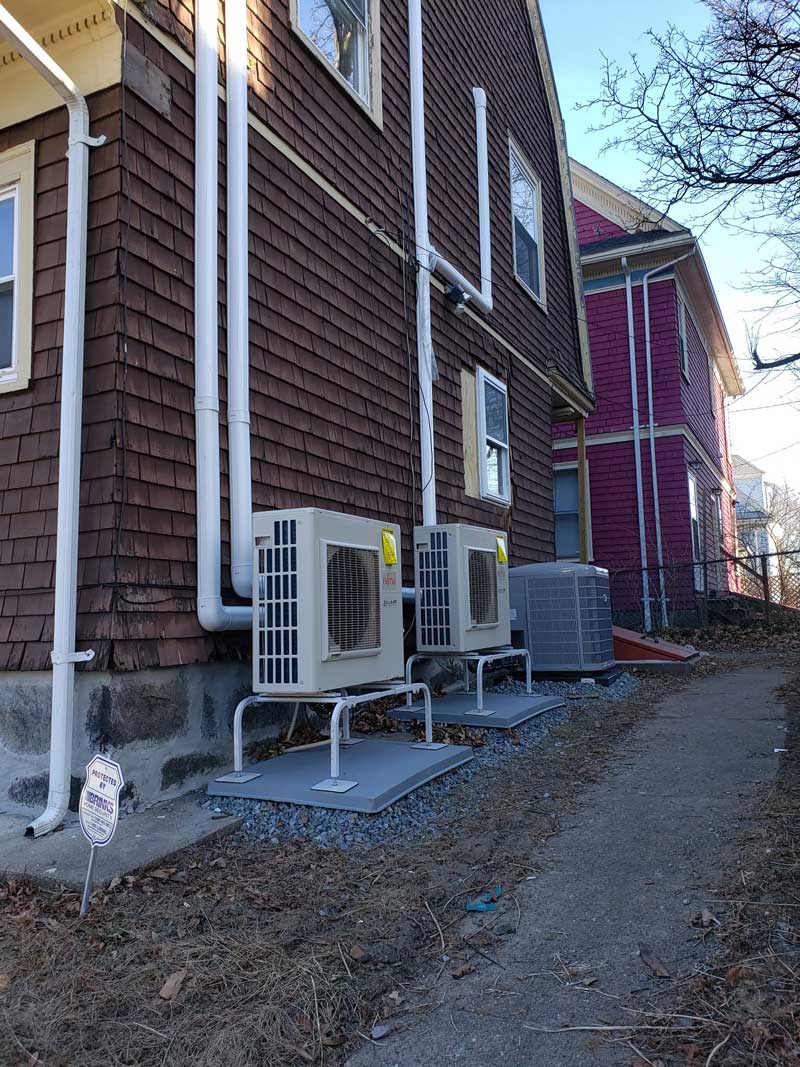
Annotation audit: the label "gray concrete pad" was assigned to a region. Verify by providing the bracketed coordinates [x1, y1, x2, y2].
[347, 661, 787, 1067]
[208, 737, 473, 813]
[389, 691, 563, 728]
[0, 792, 240, 890]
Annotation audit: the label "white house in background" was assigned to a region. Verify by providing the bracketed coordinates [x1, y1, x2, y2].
[733, 454, 775, 560]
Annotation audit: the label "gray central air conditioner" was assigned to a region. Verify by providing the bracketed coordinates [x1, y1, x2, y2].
[252, 508, 404, 695]
[509, 562, 614, 672]
[414, 524, 511, 654]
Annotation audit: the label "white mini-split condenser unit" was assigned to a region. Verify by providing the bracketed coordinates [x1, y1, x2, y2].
[252, 508, 404, 695]
[509, 562, 614, 672]
[414, 524, 511, 654]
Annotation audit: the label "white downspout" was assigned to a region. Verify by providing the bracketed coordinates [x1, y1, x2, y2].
[408, 0, 493, 524]
[0, 5, 106, 837]
[195, 0, 249, 630]
[621, 256, 652, 632]
[408, 0, 436, 525]
[225, 0, 253, 600]
[642, 248, 696, 628]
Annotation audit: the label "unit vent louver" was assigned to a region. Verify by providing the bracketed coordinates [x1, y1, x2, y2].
[468, 548, 498, 626]
[256, 517, 299, 687]
[252, 509, 403, 695]
[326, 544, 381, 654]
[414, 524, 511, 654]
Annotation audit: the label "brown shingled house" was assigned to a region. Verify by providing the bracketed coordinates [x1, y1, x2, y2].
[0, 0, 592, 825]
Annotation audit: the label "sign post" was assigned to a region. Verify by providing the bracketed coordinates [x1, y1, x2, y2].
[78, 754, 124, 918]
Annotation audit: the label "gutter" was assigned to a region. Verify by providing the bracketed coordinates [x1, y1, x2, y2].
[621, 256, 652, 632]
[0, 5, 108, 836]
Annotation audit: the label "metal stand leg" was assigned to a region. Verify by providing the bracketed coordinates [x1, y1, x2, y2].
[411, 683, 447, 751]
[405, 654, 420, 707]
[477, 657, 486, 712]
[463, 659, 470, 694]
[312, 697, 360, 794]
[523, 649, 532, 694]
[215, 695, 269, 784]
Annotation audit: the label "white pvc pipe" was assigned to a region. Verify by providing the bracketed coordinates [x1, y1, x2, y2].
[225, 0, 253, 600]
[408, 0, 436, 525]
[0, 5, 105, 837]
[431, 87, 493, 315]
[642, 249, 696, 628]
[621, 257, 652, 632]
[195, 0, 249, 631]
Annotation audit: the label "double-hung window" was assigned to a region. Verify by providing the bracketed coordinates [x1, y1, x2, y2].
[553, 464, 591, 561]
[509, 140, 545, 305]
[688, 471, 703, 590]
[476, 368, 511, 505]
[0, 141, 34, 393]
[294, 0, 379, 116]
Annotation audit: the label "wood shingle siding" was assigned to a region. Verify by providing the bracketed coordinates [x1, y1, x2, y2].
[0, 0, 584, 671]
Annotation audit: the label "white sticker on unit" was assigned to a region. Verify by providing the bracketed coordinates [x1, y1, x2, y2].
[509, 608, 517, 621]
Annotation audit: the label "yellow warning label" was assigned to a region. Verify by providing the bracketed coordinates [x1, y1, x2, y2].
[496, 536, 508, 563]
[382, 528, 398, 566]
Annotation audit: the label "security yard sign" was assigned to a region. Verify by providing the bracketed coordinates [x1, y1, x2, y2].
[78, 754, 124, 916]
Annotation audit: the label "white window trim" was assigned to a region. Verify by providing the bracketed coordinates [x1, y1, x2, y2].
[0, 140, 34, 394]
[476, 367, 511, 506]
[508, 137, 546, 310]
[553, 460, 592, 562]
[289, 0, 383, 127]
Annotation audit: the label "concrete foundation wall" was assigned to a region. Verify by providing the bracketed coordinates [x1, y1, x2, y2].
[0, 662, 287, 816]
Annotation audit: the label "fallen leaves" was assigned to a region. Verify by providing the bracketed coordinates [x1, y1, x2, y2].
[638, 944, 671, 979]
[0, 974, 11, 993]
[451, 962, 475, 979]
[158, 969, 188, 1002]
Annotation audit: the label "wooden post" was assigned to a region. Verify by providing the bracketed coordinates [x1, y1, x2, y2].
[577, 415, 589, 564]
[760, 554, 772, 625]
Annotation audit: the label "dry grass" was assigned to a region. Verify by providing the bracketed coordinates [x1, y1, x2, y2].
[0, 672, 689, 1066]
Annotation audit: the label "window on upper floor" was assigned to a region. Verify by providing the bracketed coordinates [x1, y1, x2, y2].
[553, 464, 592, 561]
[678, 298, 689, 379]
[0, 141, 34, 394]
[476, 367, 511, 505]
[292, 0, 381, 119]
[509, 140, 545, 306]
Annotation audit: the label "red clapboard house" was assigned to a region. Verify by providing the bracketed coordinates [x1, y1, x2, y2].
[552, 161, 743, 628]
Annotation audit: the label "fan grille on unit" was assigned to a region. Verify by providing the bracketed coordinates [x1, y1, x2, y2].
[468, 548, 498, 626]
[327, 544, 381, 654]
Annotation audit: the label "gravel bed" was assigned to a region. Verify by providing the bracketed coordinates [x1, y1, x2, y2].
[202, 672, 639, 850]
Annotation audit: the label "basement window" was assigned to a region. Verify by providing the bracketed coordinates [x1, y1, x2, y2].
[293, 0, 381, 118]
[0, 141, 34, 394]
[476, 368, 511, 505]
[509, 140, 545, 306]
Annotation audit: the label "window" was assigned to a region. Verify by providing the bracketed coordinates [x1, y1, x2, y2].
[678, 299, 689, 378]
[509, 141, 545, 305]
[476, 368, 511, 504]
[553, 463, 591, 561]
[0, 141, 34, 393]
[688, 471, 703, 591]
[293, 0, 380, 117]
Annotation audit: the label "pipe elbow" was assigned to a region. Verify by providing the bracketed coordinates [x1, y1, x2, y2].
[231, 564, 253, 601]
[26, 799, 69, 838]
[197, 595, 251, 632]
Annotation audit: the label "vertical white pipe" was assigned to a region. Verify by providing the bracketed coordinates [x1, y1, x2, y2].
[408, 0, 436, 525]
[195, 0, 250, 631]
[472, 87, 491, 304]
[621, 257, 652, 632]
[642, 249, 695, 628]
[0, 3, 105, 837]
[225, 0, 253, 599]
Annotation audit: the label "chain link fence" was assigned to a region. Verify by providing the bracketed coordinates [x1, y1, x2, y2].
[608, 549, 800, 631]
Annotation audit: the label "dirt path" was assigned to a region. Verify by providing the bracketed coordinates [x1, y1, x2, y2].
[348, 660, 788, 1067]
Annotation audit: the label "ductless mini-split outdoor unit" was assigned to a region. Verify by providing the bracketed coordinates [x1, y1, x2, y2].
[414, 524, 511, 654]
[509, 562, 615, 672]
[252, 508, 404, 695]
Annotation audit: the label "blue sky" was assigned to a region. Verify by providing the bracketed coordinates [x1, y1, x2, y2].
[540, 0, 800, 489]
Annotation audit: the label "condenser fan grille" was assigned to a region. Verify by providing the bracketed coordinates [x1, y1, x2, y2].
[468, 548, 498, 626]
[327, 544, 381, 654]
